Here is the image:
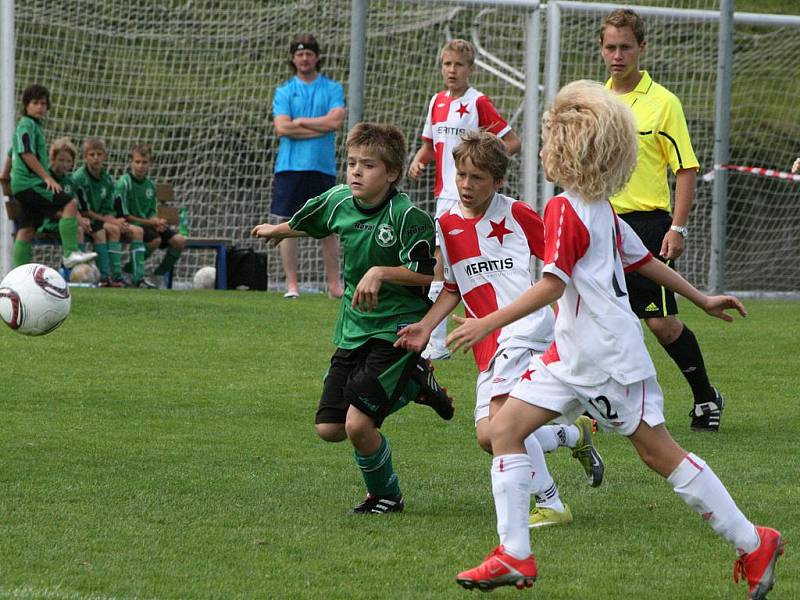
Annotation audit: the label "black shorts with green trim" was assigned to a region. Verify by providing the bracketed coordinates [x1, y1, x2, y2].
[14, 187, 74, 229]
[619, 210, 679, 318]
[316, 338, 420, 428]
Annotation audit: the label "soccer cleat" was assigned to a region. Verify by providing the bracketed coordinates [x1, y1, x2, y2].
[422, 344, 450, 361]
[456, 545, 537, 591]
[412, 358, 454, 420]
[690, 387, 724, 432]
[572, 415, 605, 487]
[349, 494, 404, 515]
[529, 504, 573, 529]
[733, 526, 784, 600]
[98, 277, 125, 288]
[135, 278, 158, 289]
[62, 250, 98, 268]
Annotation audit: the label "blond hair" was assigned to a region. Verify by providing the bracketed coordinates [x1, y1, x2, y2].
[82, 137, 107, 154]
[452, 130, 509, 181]
[346, 123, 406, 177]
[541, 80, 637, 202]
[49, 137, 77, 162]
[129, 143, 153, 160]
[438, 39, 475, 65]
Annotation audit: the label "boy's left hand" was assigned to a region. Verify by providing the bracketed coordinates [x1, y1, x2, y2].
[352, 267, 383, 312]
[446, 314, 491, 353]
[702, 294, 747, 322]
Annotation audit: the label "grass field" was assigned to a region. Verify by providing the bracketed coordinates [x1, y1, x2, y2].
[1, 290, 797, 600]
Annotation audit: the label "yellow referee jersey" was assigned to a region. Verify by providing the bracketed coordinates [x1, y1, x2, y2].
[606, 71, 699, 214]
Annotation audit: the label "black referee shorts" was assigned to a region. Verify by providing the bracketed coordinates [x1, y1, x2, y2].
[619, 210, 679, 319]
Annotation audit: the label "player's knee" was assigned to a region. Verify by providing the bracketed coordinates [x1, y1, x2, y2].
[172, 235, 186, 251]
[16, 227, 34, 242]
[315, 422, 346, 442]
[645, 316, 683, 344]
[63, 199, 79, 215]
[104, 222, 120, 237]
[130, 225, 143, 240]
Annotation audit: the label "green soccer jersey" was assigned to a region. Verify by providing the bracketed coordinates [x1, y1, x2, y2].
[289, 184, 436, 349]
[72, 165, 116, 215]
[38, 170, 78, 233]
[10, 115, 51, 198]
[115, 172, 157, 219]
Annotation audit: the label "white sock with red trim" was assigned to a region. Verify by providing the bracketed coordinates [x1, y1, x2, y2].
[533, 424, 579, 452]
[491, 454, 533, 559]
[524, 432, 564, 511]
[668, 452, 759, 554]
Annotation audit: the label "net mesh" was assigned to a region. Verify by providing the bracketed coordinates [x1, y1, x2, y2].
[10, 0, 800, 292]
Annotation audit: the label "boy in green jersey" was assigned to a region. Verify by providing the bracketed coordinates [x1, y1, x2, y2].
[73, 137, 144, 287]
[6, 84, 96, 269]
[252, 123, 454, 514]
[117, 143, 186, 288]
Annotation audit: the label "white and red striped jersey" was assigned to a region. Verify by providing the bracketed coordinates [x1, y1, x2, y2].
[438, 193, 555, 372]
[421, 87, 511, 201]
[540, 192, 656, 386]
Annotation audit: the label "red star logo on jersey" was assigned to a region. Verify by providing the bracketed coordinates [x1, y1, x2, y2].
[521, 368, 535, 381]
[487, 218, 513, 245]
[455, 102, 470, 117]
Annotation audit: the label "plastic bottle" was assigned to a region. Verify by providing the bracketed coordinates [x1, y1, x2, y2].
[178, 207, 190, 237]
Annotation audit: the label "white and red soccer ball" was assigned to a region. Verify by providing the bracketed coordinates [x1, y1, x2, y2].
[0, 263, 71, 336]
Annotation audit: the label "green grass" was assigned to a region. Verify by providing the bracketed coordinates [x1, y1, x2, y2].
[1, 291, 797, 599]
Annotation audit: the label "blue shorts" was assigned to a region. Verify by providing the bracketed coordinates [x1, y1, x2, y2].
[270, 170, 336, 219]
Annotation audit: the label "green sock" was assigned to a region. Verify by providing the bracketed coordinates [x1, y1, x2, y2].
[108, 241, 122, 278]
[12, 240, 32, 267]
[154, 246, 182, 276]
[95, 243, 110, 278]
[131, 241, 146, 283]
[58, 216, 80, 256]
[355, 434, 401, 498]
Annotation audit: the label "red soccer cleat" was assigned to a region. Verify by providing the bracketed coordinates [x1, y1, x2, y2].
[733, 526, 785, 600]
[456, 545, 537, 591]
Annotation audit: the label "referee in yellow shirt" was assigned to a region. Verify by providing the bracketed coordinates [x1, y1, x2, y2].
[600, 9, 724, 432]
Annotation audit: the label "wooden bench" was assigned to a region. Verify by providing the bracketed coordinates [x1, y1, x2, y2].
[4, 183, 231, 289]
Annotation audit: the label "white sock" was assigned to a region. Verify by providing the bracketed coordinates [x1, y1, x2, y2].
[427, 281, 448, 350]
[492, 453, 533, 559]
[524, 432, 564, 512]
[668, 453, 759, 554]
[533, 424, 579, 452]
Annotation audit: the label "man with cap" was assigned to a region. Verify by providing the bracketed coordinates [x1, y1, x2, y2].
[271, 33, 346, 299]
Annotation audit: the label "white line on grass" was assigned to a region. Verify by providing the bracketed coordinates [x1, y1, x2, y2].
[0, 587, 157, 600]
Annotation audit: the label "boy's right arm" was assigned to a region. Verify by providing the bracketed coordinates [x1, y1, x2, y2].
[395, 287, 461, 352]
[251, 221, 308, 246]
[408, 141, 435, 181]
[21, 153, 61, 193]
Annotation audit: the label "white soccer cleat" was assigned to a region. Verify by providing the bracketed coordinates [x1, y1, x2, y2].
[62, 250, 98, 268]
[421, 344, 450, 361]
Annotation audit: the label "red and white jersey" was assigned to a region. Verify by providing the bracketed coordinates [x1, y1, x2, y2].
[540, 192, 656, 386]
[421, 87, 511, 201]
[438, 193, 555, 372]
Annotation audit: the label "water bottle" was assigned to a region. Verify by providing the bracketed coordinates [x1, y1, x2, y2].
[178, 207, 190, 236]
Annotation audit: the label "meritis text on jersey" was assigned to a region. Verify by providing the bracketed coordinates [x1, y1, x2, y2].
[464, 257, 514, 276]
[435, 126, 467, 137]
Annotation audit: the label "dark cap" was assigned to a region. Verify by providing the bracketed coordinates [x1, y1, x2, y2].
[290, 34, 320, 56]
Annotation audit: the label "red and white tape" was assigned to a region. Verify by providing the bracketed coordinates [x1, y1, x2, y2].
[702, 164, 800, 182]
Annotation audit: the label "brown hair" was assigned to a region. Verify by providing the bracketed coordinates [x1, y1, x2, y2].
[129, 143, 153, 160]
[541, 80, 637, 202]
[600, 8, 646, 44]
[82, 137, 107, 154]
[452, 130, 509, 181]
[346, 123, 406, 178]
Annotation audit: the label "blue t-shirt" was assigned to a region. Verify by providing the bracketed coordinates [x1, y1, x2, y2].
[273, 74, 345, 176]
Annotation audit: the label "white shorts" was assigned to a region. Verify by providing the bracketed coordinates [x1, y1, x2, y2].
[510, 356, 665, 436]
[474, 347, 536, 423]
[434, 197, 459, 246]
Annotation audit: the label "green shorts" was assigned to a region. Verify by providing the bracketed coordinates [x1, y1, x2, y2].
[316, 338, 421, 427]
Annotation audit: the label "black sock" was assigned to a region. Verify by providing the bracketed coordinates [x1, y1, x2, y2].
[661, 325, 714, 405]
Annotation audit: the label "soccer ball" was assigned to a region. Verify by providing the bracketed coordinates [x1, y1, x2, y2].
[193, 266, 216, 289]
[69, 262, 100, 285]
[0, 263, 72, 336]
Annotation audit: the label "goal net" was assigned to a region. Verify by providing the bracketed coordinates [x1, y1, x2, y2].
[10, 1, 800, 293]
